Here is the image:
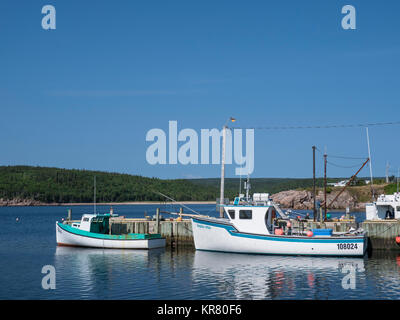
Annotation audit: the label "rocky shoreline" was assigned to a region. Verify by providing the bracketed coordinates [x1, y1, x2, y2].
[0, 198, 58, 207]
[270, 189, 366, 210]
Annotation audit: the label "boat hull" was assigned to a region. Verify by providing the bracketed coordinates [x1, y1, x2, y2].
[191, 217, 367, 256]
[56, 222, 166, 249]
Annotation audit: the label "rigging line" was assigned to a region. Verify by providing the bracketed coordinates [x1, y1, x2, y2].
[327, 155, 367, 160]
[314, 147, 366, 160]
[327, 161, 366, 169]
[152, 190, 201, 215]
[231, 120, 400, 130]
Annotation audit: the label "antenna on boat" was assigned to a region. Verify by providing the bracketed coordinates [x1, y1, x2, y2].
[244, 174, 251, 201]
[366, 127, 375, 201]
[94, 175, 96, 215]
[239, 153, 247, 198]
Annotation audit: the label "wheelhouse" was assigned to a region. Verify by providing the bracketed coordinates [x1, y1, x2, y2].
[73, 213, 111, 234]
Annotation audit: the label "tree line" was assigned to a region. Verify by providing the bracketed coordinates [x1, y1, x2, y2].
[0, 166, 384, 204]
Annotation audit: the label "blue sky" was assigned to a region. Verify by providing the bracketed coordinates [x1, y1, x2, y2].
[1, 0, 400, 179]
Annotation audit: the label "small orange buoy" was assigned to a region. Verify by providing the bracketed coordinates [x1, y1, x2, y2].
[395, 236, 400, 244]
[176, 216, 182, 222]
[307, 231, 313, 237]
[274, 228, 284, 235]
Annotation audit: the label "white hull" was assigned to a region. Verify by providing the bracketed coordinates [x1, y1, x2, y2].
[56, 223, 166, 249]
[192, 217, 367, 256]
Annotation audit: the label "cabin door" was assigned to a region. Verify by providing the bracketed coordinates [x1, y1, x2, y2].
[265, 207, 275, 232]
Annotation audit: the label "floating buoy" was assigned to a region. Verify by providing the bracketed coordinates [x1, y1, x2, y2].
[297, 216, 301, 220]
[307, 231, 313, 237]
[15, 217, 19, 222]
[176, 216, 182, 222]
[274, 228, 284, 235]
[395, 236, 400, 244]
[287, 222, 292, 228]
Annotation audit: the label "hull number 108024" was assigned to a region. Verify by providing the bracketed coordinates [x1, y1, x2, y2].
[337, 243, 358, 250]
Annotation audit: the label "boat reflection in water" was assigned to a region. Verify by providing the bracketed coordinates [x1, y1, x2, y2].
[192, 251, 366, 299]
[54, 246, 166, 299]
[53, 247, 400, 300]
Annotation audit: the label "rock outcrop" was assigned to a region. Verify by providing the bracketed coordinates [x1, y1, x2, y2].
[0, 198, 54, 207]
[271, 189, 365, 210]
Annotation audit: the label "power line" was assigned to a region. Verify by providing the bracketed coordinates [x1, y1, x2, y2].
[232, 120, 400, 130]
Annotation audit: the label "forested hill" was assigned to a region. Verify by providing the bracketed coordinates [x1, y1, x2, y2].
[0, 166, 220, 203]
[0, 166, 381, 204]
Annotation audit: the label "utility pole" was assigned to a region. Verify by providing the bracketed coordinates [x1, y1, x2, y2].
[312, 146, 316, 222]
[324, 151, 327, 222]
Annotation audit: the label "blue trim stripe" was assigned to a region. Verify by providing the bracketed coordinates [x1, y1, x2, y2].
[192, 218, 364, 243]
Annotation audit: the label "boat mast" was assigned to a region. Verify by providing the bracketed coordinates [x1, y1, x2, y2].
[219, 125, 227, 218]
[324, 148, 327, 222]
[312, 146, 316, 222]
[94, 175, 96, 215]
[366, 127, 375, 201]
[219, 117, 235, 218]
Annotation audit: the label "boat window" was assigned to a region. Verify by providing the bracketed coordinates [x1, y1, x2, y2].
[239, 210, 252, 219]
[228, 210, 235, 219]
[83, 217, 89, 222]
[397, 206, 400, 212]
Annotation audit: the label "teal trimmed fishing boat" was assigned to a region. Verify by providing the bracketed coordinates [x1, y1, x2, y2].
[56, 213, 166, 249]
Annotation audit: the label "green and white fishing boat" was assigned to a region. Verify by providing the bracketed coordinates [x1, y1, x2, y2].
[56, 213, 166, 249]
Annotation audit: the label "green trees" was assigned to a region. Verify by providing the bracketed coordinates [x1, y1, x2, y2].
[0, 166, 381, 204]
[0, 166, 219, 203]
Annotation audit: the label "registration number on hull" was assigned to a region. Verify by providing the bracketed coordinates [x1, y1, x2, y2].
[337, 243, 358, 250]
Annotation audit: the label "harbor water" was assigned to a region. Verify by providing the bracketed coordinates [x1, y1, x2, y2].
[1, 205, 400, 300]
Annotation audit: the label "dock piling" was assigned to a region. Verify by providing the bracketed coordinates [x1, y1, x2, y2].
[156, 208, 160, 234]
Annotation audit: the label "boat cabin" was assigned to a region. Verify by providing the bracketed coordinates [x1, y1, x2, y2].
[71, 213, 111, 234]
[224, 193, 284, 235]
[366, 193, 400, 220]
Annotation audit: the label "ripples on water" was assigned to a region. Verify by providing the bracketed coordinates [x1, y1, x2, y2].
[0, 205, 400, 299]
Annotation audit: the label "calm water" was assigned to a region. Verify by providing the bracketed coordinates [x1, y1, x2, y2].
[0, 205, 400, 300]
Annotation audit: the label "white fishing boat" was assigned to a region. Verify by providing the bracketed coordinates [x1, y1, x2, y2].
[56, 213, 166, 249]
[190, 122, 369, 256]
[191, 197, 367, 256]
[365, 192, 400, 220]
